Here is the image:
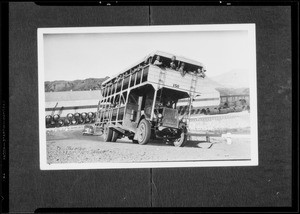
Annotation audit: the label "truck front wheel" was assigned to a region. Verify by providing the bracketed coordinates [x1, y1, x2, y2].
[137, 119, 151, 145]
[173, 129, 187, 147]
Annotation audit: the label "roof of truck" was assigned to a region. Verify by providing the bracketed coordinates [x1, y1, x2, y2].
[149, 50, 205, 68]
[102, 50, 206, 86]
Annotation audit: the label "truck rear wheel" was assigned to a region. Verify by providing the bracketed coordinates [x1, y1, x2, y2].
[173, 130, 187, 147]
[111, 131, 119, 142]
[103, 124, 113, 142]
[137, 119, 151, 145]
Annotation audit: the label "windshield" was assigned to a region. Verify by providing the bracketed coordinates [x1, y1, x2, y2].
[155, 87, 190, 109]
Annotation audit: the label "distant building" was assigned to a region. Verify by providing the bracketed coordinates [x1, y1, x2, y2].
[177, 89, 220, 108]
[220, 94, 250, 107]
[45, 90, 101, 118]
[177, 93, 249, 115]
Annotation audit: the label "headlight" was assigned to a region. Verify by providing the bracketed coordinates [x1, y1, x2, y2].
[158, 113, 163, 119]
[182, 118, 187, 123]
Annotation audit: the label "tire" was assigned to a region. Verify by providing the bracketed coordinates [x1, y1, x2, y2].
[173, 129, 188, 147]
[103, 124, 113, 142]
[136, 119, 151, 145]
[111, 131, 119, 142]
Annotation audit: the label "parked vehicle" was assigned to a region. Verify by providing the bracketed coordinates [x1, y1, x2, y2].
[86, 51, 215, 147]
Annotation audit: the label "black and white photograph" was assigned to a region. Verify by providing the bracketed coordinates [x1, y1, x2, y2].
[38, 24, 258, 169]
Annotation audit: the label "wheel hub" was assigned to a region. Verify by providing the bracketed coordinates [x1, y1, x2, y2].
[138, 123, 146, 141]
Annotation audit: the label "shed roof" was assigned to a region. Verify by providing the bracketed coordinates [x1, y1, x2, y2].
[45, 90, 101, 102]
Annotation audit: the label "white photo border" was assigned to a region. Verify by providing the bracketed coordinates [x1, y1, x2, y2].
[38, 24, 258, 170]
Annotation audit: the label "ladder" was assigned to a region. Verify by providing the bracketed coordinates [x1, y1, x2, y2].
[157, 69, 166, 103]
[187, 75, 198, 120]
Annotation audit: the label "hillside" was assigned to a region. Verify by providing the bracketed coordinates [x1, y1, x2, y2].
[215, 87, 249, 96]
[44, 77, 110, 92]
[210, 69, 250, 88]
[44, 75, 249, 96]
[201, 76, 225, 89]
[202, 74, 249, 96]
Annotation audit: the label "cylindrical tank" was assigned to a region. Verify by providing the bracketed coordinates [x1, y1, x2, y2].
[64, 118, 70, 126]
[74, 113, 81, 120]
[50, 120, 56, 127]
[45, 115, 52, 124]
[77, 118, 84, 124]
[81, 112, 87, 119]
[57, 119, 64, 127]
[53, 114, 60, 121]
[67, 113, 74, 120]
[85, 118, 90, 123]
[88, 112, 94, 118]
[71, 118, 77, 125]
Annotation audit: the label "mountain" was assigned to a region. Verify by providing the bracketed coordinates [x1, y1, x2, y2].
[210, 69, 250, 88]
[44, 77, 110, 92]
[44, 71, 250, 96]
[204, 70, 250, 96]
[215, 87, 249, 96]
[200, 76, 226, 89]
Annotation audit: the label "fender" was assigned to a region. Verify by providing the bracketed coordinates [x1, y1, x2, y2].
[136, 114, 146, 128]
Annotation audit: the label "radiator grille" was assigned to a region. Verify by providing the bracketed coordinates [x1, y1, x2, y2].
[162, 108, 179, 128]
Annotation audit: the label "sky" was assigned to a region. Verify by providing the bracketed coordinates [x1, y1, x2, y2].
[43, 29, 251, 81]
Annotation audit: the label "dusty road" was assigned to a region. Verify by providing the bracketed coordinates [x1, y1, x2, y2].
[46, 128, 251, 164]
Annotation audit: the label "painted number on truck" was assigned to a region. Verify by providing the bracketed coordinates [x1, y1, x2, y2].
[173, 84, 179, 88]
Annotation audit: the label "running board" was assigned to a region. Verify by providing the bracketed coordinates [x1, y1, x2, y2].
[110, 126, 126, 135]
[187, 132, 222, 137]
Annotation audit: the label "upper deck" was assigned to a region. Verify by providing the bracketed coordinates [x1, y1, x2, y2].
[100, 51, 218, 98]
[102, 50, 205, 86]
[147, 65, 216, 94]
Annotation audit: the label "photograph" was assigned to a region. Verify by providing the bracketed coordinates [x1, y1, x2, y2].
[38, 24, 258, 169]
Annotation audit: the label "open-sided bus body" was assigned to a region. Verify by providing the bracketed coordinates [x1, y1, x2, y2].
[95, 51, 210, 147]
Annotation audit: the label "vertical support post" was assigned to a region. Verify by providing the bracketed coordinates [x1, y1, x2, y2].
[136, 96, 143, 123]
[140, 68, 144, 84]
[150, 89, 158, 121]
[134, 71, 137, 86]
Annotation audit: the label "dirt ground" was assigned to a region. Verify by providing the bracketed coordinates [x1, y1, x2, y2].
[46, 127, 251, 164]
